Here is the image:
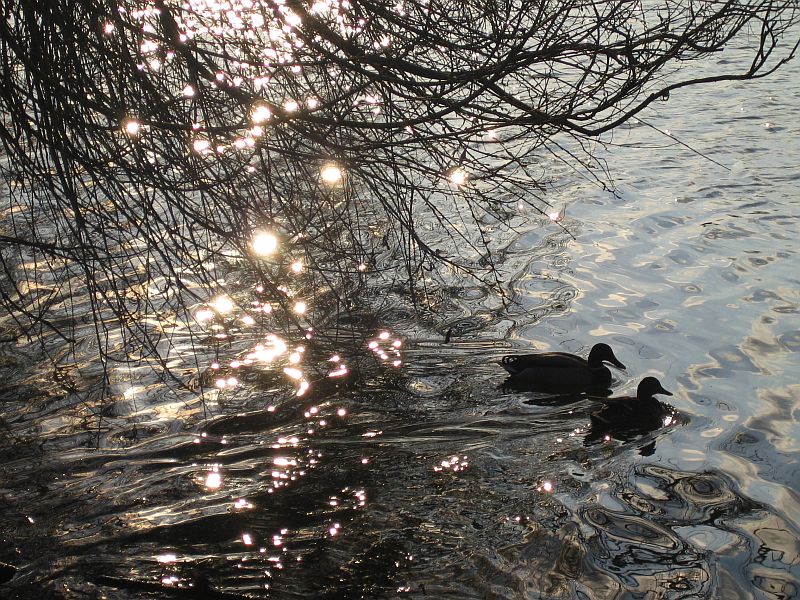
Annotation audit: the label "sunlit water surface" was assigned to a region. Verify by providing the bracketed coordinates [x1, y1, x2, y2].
[1, 52, 799, 599]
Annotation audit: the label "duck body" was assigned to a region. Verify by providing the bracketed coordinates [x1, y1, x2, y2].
[501, 343, 625, 391]
[589, 377, 676, 441]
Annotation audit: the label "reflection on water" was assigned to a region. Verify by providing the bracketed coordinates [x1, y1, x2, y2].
[2, 50, 800, 600]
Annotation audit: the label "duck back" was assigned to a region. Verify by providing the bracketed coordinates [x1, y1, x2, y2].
[503, 355, 612, 390]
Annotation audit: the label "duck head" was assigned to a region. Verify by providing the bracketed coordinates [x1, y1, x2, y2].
[587, 343, 626, 370]
[637, 377, 672, 399]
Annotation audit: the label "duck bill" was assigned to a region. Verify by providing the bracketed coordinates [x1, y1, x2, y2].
[608, 357, 626, 370]
[658, 385, 673, 396]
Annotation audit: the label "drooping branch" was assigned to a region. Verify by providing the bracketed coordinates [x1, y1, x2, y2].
[0, 0, 796, 383]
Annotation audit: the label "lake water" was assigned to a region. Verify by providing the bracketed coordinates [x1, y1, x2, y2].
[1, 45, 798, 599]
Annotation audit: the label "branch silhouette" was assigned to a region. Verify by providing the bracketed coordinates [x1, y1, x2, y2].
[0, 0, 796, 384]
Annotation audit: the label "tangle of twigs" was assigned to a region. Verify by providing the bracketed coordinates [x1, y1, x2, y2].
[0, 0, 796, 387]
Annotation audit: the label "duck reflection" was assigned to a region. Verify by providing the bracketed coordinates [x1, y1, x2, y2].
[513, 387, 610, 407]
[0, 562, 15, 584]
[584, 377, 684, 450]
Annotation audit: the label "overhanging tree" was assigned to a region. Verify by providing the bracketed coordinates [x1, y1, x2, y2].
[0, 0, 797, 390]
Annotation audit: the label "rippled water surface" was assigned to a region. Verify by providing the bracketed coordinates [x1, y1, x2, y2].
[2, 52, 799, 599]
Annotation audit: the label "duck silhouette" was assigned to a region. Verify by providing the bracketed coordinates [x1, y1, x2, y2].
[585, 377, 680, 444]
[501, 343, 625, 392]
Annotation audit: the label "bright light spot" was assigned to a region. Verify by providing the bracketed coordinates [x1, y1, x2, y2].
[182, 84, 195, 97]
[242, 315, 255, 326]
[274, 457, 291, 466]
[542, 481, 553, 492]
[242, 533, 253, 545]
[285, 100, 299, 112]
[226, 377, 238, 387]
[320, 164, 342, 184]
[215, 378, 227, 389]
[214, 296, 234, 314]
[329, 366, 348, 377]
[252, 231, 278, 256]
[337, 408, 347, 417]
[124, 120, 141, 135]
[290, 261, 303, 273]
[307, 97, 319, 109]
[285, 11, 302, 26]
[104, 22, 115, 34]
[193, 139, 210, 153]
[123, 386, 142, 400]
[284, 367, 303, 379]
[250, 336, 287, 363]
[379, 331, 390, 340]
[289, 352, 302, 364]
[434, 455, 469, 472]
[548, 206, 565, 222]
[252, 105, 272, 123]
[449, 168, 467, 185]
[157, 554, 177, 564]
[205, 471, 222, 489]
[357, 263, 367, 272]
[293, 301, 307, 315]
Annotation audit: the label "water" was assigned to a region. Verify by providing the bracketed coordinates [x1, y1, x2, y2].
[2, 51, 799, 599]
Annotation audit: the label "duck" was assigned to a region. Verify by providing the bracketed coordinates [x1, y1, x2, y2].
[501, 342, 625, 391]
[587, 377, 678, 442]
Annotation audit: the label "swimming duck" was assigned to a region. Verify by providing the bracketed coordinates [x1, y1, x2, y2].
[587, 377, 677, 442]
[501, 343, 625, 390]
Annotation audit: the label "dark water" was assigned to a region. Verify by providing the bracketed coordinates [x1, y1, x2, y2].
[2, 54, 799, 599]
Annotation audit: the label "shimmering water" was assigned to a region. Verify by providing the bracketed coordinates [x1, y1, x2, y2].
[2, 52, 799, 599]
